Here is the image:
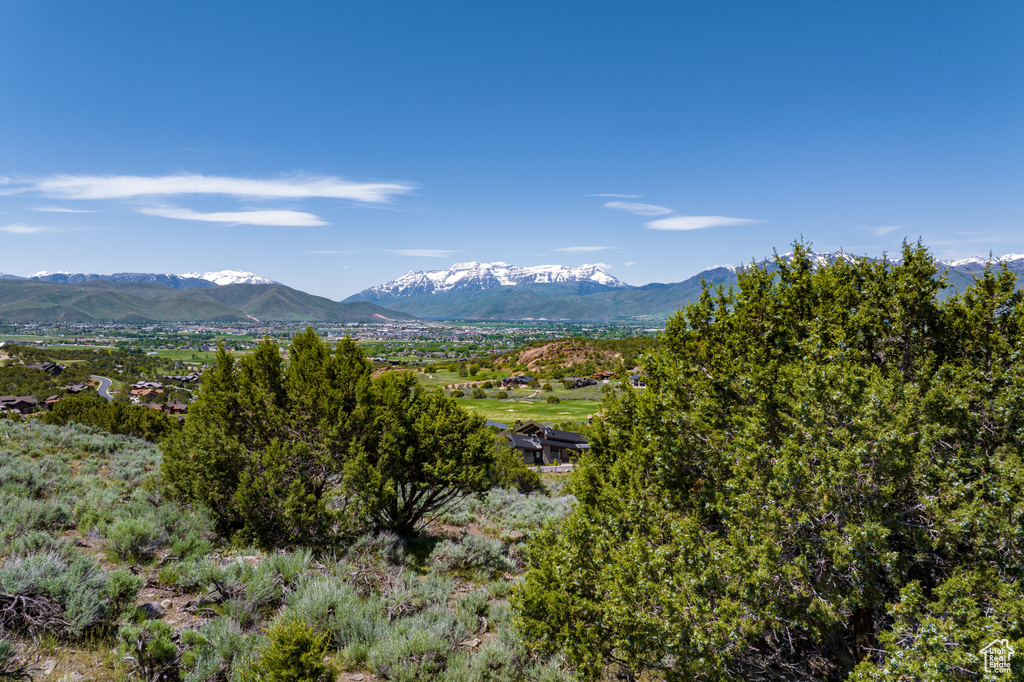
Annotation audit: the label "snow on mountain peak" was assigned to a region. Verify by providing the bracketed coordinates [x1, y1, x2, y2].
[179, 270, 278, 286]
[358, 261, 627, 300]
[936, 254, 1024, 268]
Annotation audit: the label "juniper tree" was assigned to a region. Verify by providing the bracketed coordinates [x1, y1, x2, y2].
[162, 328, 495, 547]
[515, 242, 1024, 681]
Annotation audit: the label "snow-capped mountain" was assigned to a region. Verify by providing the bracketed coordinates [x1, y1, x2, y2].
[936, 254, 1024, 270]
[178, 270, 278, 286]
[768, 251, 1024, 273]
[347, 262, 626, 302]
[1, 270, 278, 289]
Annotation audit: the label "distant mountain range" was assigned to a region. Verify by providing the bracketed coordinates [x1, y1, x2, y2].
[4, 254, 1024, 323]
[345, 254, 1024, 321]
[1, 269, 277, 289]
[0, 278, 415, 324]
[346, 262, 626, 303]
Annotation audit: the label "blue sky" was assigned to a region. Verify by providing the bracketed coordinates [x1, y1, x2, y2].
[1, 1, 1021, 300]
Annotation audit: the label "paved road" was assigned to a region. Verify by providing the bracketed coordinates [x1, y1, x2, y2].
[91, 375, 113, 402]
[537, 464, 574, 473]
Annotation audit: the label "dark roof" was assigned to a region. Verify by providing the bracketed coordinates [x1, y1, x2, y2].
[512, 421, 589, 449]
[28, 361, 65, 374]
[0, 395, 38, 405]
[538, 438, 589, 451]
[544, 428, 589, 445]
[503, 432, 542, 451]
[484, 420, 508, 430]
[514, 420, 546, 435]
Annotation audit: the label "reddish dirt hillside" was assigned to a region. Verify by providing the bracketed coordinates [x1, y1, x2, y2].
[498, 339, 621, 372]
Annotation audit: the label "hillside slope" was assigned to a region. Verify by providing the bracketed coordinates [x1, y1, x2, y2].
[0, 280, 416, 323]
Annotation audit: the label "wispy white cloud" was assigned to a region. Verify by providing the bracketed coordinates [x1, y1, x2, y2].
[590, 193, 641, 198]
[553, 246, 610, 253]
[33, 207, 93, 213]
[387, 249, 456, 258]
[624, 261, 636, 266]
[869, 224, 905, 237]
[12, 173, 415, 203]
[645, 215, 760, 231]
[0, 224, 55, 234]
[593, 262, 612, 270]
[140, 206, 326, 227]
[604, 201, 672, 216]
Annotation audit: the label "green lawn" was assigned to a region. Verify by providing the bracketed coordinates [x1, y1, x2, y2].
[456, 398, 600, 424]
[414, 370, 508, 387]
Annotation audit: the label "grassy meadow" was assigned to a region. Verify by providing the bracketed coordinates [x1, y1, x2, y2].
[414, 370, 510, 388]
[456, 398, 599, 424]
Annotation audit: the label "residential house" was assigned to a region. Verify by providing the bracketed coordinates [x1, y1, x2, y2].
[502, 420, 589, 465]
[28, 361, 66, 376]
[0, 395, 40, 414]
[501, 375, 536, 388]
[144, 400, 188, 417]
[163, 400, 188, 415]
[503, 431, 544, 463]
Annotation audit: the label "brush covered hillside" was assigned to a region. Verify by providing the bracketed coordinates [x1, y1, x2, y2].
[0, 279, 416, 323]
[0, 417, 577, 681]
[495, 336, 660, 378]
